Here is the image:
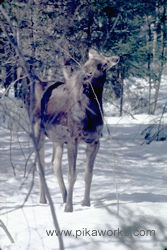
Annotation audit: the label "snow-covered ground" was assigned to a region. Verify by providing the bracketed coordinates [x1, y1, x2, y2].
[0, 113, 167, 250]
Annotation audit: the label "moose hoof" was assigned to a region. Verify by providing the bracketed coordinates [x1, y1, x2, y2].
[82, 200, 90, 207]
[40, 196, 47, 204]
[64, 204, 73, 212]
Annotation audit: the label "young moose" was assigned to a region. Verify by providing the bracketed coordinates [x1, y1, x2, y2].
[34, 49, 119, 212]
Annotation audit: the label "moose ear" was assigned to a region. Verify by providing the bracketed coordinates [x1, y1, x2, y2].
[105, 56, 119, 70]
[88, 49, 100, 59]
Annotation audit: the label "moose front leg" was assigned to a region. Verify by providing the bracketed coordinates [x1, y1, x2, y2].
[82, 141, 100, 207]
[65, 141, 78, 212]
[33, 121, 47, 204]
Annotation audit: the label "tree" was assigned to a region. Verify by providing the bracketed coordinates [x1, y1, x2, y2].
[0, 0, 166, 114]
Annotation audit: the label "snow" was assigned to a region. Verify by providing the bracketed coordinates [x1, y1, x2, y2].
[0, 113, 167, 250]
[0, 76, 167, 250]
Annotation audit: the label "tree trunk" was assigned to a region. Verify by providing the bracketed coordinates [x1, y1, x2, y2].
[148, 54, 152, 114]
[152, 1, 166, 114]
[119, 66, 125, 117]
[146, 16, 153, 114]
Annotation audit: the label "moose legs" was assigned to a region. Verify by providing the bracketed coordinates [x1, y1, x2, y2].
[65, 141, 78, 212]
[52, 141, 78, 212]
[33, 121, 47, 204]
[34, 118, 99, 211]
[82, 141, 100, 206]
[52, 142, 67, 203]
[52, 140, 99, 212]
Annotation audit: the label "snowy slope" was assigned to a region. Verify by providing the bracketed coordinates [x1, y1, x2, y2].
[0, 113, 167, 250]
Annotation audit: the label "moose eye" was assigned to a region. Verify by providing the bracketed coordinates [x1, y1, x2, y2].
[103, 63, 108, 69]
[97, 63, 102, 70]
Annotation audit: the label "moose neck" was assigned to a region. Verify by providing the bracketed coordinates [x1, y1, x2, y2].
[86, 74, 106, 109]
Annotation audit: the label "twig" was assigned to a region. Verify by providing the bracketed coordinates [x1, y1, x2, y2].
[9, 129, 16, 176]
[110, 13, 121, 33]
[0, 219, 14, 244]
[24, 150, 34, 178]
[1, 75, 28, 100]
[16, 132, 27, 167]
[31, 131, 64, 250]
[0, 101, 30, 134]
[21, 160, 36, 206]
[104, 98, 137, 119]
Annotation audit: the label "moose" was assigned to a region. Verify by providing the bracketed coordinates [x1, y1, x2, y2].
[33, 49, 119, 212]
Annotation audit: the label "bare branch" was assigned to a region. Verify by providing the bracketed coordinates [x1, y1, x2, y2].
[0, 219, 14, 244]
[9, 129, 16, 176]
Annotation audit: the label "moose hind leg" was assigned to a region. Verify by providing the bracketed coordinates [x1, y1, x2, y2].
[82, 141, 100, 207]
[65, 141, 78, 212]
[52, 142, 67, 203]
[34, 121, 47, 204]
[38, 138, 47, 204]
